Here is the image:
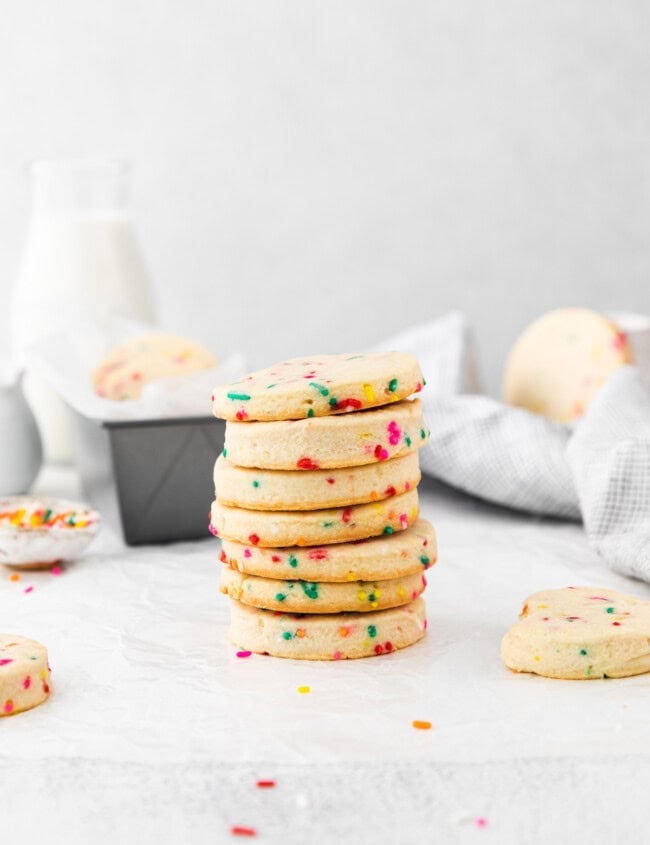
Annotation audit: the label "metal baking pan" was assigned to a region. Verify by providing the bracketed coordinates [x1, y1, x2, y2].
[69, 410, 224, 545]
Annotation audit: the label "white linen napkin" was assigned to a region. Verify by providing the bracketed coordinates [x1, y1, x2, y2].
[379, 313, 650, 582]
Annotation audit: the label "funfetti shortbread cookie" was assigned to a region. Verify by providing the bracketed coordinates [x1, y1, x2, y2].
[229, 597, 427, 659]
[211, 489, 418, 548]
[93, 333, 217, 401]
[220, 518, 436, 581]
[222, 399, 428, 471]
[212, 351, 424, 422]
[220, 566, 427, 613]
[503, 308, 633, 423]
[501, 586, 650, 680]
[0, 634, 51, 715]
[214, 451, 420, 511]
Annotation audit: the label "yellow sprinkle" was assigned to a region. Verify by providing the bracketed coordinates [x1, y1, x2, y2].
[398, 587, 406, 599]
[374, 589, 381, 598]
[346, 572, 356, 581]
[40, 669, 47, 679]
[357, 591, 367, 601]
[370, 601, 378, 609]
[533, 656, 541, 662]
[537, 604, 548, 609]
[362, 383, 375, 402]
[390, 394, 400, 402]
[297, 685, 310, 694]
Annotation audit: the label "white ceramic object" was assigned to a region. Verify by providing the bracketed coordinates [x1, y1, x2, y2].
[0, 496, 100, 569]
[0, 364, 42, 495]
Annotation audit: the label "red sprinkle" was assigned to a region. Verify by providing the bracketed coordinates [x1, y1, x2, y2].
[326, 477, 335, 485]
[385, 641, 393, 652]
[231, 826, 256, 837]
[374, 444, 389, 461]
[341, 508, 352, 523]
[331, 398, 362, 411]
[374, 644, 384, 655]
[296, 457, 319, 470]
[23, 676, 31, 689]
[308, 548, 328, 560]
[248, 534, 260, 545]
[256, 780, 276, 788]
[385, 485, 397, 497]
[612, 621, 622, 626]
[219, 550, 227, 563]
[271, 555, 281, 563]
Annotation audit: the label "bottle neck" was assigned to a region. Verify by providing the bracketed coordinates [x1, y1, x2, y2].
[30, 158, 130, 215]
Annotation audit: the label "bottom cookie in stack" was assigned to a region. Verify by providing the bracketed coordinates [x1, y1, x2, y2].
[219, 519, 436, 659]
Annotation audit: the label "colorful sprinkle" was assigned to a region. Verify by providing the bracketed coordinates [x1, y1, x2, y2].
[3, 700, 13, 714]
[288, 555, 298, 568]
[282, 631, 292, 640]
[606, 607, 615, 614]
[307, 408, 315, 417]
[367, 625, 377, 638]
[24, 586, 33, 594]
[297, 685, 310, 694]
[412, 720, 432, 730]
[297, 457, 319, 470]
[275, 593, 287, 602]
[387, 420, 401, 445]
[388, 378, 398, 392]
[309, 382, 329, 397]
[374, 445, 389, 461]
[362, 383, 375, 402]
[475, 817, 487, 829]
[420, 428, 426, 439]
[580, 648, 588, 656]
[231, 826, 256, 837]
[227, 392, 251, 401]
[404, 434, 412, 447]
[301, 582, 319, 600]
[248, 534, 260, 545]
[256, 780, 275, 788]
[420, 555, 430, 565]
[383, 526, 394, 535]
[223, 448, 228, 458]
[9, 573, 19, 582]
[0, 659, 13, 667]
[236, 651, 252, 658]
[51, 565, 62, 576]
[341, 508, 352, 523]
[23, 676, 31, 689]
[326, 477, 335, 485]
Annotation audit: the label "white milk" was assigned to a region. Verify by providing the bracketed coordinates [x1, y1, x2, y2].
[11, 161, 155, 462]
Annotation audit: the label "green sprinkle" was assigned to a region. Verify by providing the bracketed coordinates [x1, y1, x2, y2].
[420, 428, 427, 440]
[282, 631, 292, 640]
[368, 593, 376, 602]
[606, 607, 615, 614]
[423, 378, 427, 386]
[252, 480, 260, 488]
[404, 435, 412, 447]
[580, 649, 588, 656]
[275, 593, 287, 602]
[309, 382, 329, 397]
[586, 665, 592, 676]
[388, 378, 398, 392]
[329, 397, 338, 407]
[345, 355, 363, 360]
[301, 582, 319, 600]
[307, 408, 315, 418]
[367, 625, 377, 638]
[42, 508, 52, 524]
[383, 526, 394, 535]
[227, 392, 251, 401]
[29, 656, 37, 660]
[266, 383, 277, 389]
[222, 448, 228, 458]
[420, 555, 430, 565]
[323, 521, 334, 528]
[288, 555, 298, 568]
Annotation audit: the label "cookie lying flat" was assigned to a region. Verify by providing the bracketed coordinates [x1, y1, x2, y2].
[220, 566, 427, 613]
[211, 489, 418, 548]
[212, 351, 423, 421]
[503, 308, 633, 423]
[219, 518, 436, 581]
[229, 597, 427, 659]
[222, 399, 428, 470]
[0, 634, 52, 715]
[214, 451, 420, 511]
[93, 333, 217, 401]
[501, 586, 650, 680]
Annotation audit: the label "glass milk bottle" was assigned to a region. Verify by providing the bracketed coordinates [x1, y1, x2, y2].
[11, 158, 156, 462]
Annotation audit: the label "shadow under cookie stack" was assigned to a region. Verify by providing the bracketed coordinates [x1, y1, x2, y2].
[210, 352, 437, 660]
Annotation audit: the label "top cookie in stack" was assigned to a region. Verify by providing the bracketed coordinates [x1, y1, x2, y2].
[210, 352, 436, 660]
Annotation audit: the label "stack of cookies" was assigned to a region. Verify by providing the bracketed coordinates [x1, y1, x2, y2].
[210, 352, 437, 660]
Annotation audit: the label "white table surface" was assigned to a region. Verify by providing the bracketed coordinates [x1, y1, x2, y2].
[2, 467, 650, 845]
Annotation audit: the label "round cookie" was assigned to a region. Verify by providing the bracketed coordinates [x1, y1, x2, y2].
[501, 586, 650, 680]
[222, 399, 428, 470]
[219, 518, 436, 581]
[211, 489, 419, 548]
[93, 333, 217, 401]
[229, 597, 427, 659]
[212, 351, 424, 422]
[220, 566, 428, 613]
[503, 308, 633, 423]
[0, 634, 52, 715]
[214, 451, 420, 511]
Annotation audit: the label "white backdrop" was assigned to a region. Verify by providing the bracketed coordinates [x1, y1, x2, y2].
[0, 0, 648, 394]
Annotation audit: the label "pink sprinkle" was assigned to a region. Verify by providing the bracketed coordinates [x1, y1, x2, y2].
[374, 444, 389, 461]
[387, 421, 401, 446]
[3, 701, 13, 714]
[51, 565, 62, 576]
[23, 676, 31, 689]
[333, 651, 342, 660]
[0, 659, 13, 666]
[399, 513, 408, 528]
[243, 548, 252, 558]
[423, 618, 428, 630]
[589, 596, 609, 601]
[475, 817, 487, 829]
[208, 523, 219, 537]
[24, 586, 33, 594]
[236, 651, 252, 658]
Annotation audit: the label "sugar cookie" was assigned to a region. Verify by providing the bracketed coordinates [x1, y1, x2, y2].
[501, 586, 650, 679]
[211, 489, 418, 548]
[93, 333, 217, 401]
[219, 518, 436, 581]
[503, 308, 633, 423]
[222, 399, 428, 470]
[229, 597, 427, 659]
[220, 566, 427, 613]
[214, 451, 420, 511]
[212, 351, 423, 421]
[0, 634, 51, 715]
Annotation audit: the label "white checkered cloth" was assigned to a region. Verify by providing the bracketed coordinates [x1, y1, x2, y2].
[379, 313, 650, 583]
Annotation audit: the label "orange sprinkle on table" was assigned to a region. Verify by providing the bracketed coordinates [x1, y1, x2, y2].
[412, 720, 432, 730]
[9, 573, 20, 582]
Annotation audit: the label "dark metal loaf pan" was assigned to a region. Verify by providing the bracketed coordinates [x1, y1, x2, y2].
[70, 410, 224, 545]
